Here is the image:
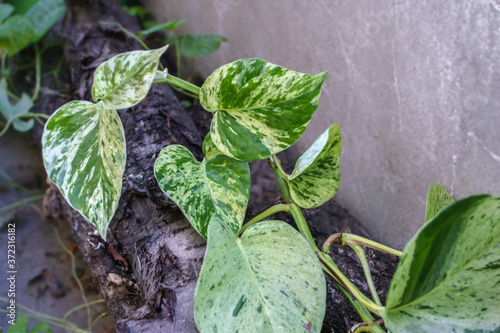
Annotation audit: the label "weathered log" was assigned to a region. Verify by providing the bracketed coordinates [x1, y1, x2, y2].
[35, 1, 399, 331]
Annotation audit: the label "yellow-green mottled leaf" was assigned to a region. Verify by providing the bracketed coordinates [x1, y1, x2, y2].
[194, 219, 326, 332]
[425, 183, 454, 223]
[42, 101, 126, 239]
[288, 123, 341, 208]
[200, 58, 327, 161]
[154, 144, 250, 238]
[91, 45, 168, 110]
[384, 195, 500, 332]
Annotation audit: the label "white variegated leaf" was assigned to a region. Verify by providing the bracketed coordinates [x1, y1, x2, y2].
[288, 123, 341, 208]
[384, 195, 500, 332]
[195, 219, 326, 332]
[42, 100, 126, 239]
[154, 144, 250, 238]
[200, 58, 327, 161]
[92, 45, 168, 110]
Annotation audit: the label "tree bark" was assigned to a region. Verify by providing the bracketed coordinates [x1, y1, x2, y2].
[35, 1, 399, 332]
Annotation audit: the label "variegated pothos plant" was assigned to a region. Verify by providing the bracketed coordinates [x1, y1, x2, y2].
[41, 46, 500, 333]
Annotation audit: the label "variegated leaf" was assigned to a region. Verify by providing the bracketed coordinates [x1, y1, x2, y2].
[287, 123, 341, 208]
[194, 219, 326, 332]
[91, 45, 168, 110]
[200, 58, 327, 161]
[424, 183, 454, 223]
[154, 144, 250, 238]
[384, 195, 500, 332]
[202, 132, 224, 160]
[42, 101, 126, 239]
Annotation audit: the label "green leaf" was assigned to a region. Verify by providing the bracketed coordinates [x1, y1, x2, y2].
[25, 0, 66, 43]
[202, 132, 224, 160]
[384, 195, 500, 332]
[154, 144, 250, 238]
[138, 19, 188, 37]
[425, 183, 454, 223]
[91, 45, 168, 110]
[122, 5, 151, 17]
[0, 79, 34, 132]
[200, 58, 327, 161]
[287, 123, 341, 208]
[0, 4, 14, 24]
[195, 219, 326, 332]
[30, 322, 53, 333]
[0, 15, 34, 55]
[6, 315, 28, 333]
[177, 34, 227, 59]
[42, 101, 126, 239]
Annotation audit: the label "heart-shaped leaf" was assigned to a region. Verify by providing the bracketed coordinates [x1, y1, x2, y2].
[0, 15, 34, 55]
[194, 219, 326, 332]
[0, 4, 14, 24]
[0, 79, 34, 133]
[91, 45, 168, 110]
[424, 183, 454, 223]
[154, 144, 250, 238]
[287, 123, 341, 208]
[200, 58, 327, 161]
[42, 101, 126, 239]
[25, 0, 66, 43]
[383, 195, 500, 332]
[176, 34, 227, 59]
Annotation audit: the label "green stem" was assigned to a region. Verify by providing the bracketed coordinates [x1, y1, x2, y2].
[343, 233, 402, 257]
[289, 204, 320, 252]
[63, 299, 105, 322]
[268, 154, 386, 319]
[0, 193, 44, 213]
[239, 203, 289, 236]
[32, 43, 41, 101]
[91, 312, 110, 328]
[100, 21, 150, 50]
[55, 228, 92, 331]
[348, 244, 382, 306]
[318, 251, 385, 316]
[154, 70, 201, 96]
[0, 112, 49, 137]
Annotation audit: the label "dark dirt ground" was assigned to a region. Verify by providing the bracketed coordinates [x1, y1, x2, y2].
[0, 130, 115, 332]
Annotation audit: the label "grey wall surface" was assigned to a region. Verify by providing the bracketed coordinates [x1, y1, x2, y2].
[144, 0, 500, 249]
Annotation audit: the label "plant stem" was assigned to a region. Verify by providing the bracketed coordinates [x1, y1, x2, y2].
[63, 299, 106, 322]
[343, 233, 402, 257]
[238, 203, 289, 236]
[318, 251, 385, 316]
[100, 21, 150, 50]
[268, 154, 386, 318]
[0, 193, 44, 213]
[32, 43, 41, 102]
[154, 70, 201, 96]
[54, 228, 92, 331]
[289, 204, 320, 252]
[348, 244, 382, 306]
[0, 112, 49, 137]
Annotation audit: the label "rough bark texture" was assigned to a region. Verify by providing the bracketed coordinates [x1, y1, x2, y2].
[35, 1, 399, 332]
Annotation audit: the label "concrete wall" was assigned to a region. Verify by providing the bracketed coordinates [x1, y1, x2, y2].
[144, 0, 500, 249]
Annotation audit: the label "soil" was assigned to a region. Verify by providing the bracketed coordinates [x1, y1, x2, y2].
[1, 0, 399, 332]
